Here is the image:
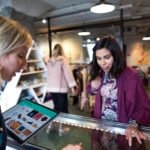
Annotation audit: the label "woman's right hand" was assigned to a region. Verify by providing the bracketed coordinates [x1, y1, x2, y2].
[71, 87, 77, 96]
[125, 125, 147, 146]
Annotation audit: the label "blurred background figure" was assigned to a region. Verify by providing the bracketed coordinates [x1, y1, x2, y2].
[46, 44, 76, 113]
[46, 44, 76, 135]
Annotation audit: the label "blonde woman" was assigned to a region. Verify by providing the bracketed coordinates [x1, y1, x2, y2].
[0, 16, 32, 150]
[0, 17, 83, 150]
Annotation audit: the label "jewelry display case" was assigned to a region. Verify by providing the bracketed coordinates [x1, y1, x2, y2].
[7, 113, 150, 150]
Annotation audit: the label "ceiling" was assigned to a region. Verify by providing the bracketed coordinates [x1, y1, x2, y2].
[1, 0, 150, 35]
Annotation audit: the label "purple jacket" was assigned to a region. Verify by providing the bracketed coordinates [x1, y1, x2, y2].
[87, 67, 150, 126]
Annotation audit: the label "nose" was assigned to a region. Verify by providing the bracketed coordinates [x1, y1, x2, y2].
[21, 61, 27, 70]
[101, 59, 106, 66]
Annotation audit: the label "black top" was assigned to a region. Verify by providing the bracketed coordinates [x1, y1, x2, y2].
[0, 110, 7, 150]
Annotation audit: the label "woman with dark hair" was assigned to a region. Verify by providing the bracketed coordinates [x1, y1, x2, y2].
[90, 35, 126, 80]
[87, 35, 150, 148]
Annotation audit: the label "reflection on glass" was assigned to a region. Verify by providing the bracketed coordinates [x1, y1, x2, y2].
[29, 121, 150, 150]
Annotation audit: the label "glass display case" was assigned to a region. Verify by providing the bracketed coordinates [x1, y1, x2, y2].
[7, 113, 150, 150]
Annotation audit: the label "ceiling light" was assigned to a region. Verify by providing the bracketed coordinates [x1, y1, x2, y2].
[90, 0, 115, 13]
[96, 37, 100, 41]
[78, 31, 90, 36]
[42, 19, 47, 24]
[142, 36, 150, 41]
[87, 39, 91, 42]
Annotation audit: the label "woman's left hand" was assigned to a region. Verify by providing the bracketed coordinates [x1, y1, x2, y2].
[62, 143, 84, 150]
[125, 125, 147, 147]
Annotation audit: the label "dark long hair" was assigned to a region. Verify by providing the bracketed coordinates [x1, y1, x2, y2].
[90, 35, 126, 80]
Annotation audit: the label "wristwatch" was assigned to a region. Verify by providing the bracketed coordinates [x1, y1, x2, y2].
[128, 120, 139, 128]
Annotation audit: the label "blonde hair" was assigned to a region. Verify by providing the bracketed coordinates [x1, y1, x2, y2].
[0, 16, 32, 56]
[52, 44, 65, 57]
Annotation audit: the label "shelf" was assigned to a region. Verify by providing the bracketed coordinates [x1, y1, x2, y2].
[27, 59, 42, 63]
[18, 82, 46, 90]
[22, 70, 46, 75]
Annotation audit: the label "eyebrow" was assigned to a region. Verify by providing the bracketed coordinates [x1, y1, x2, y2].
[96, 54, 112, 59]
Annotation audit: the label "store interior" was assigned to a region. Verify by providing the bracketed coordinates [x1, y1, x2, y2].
[1, 0, 150, 66]
[1, 0, 150, 150]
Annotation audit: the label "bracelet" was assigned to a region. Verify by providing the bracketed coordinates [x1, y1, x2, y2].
[128, 120, 139, 128]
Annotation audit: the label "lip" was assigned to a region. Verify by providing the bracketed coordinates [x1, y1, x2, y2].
[101, 67, 110, 73]
[102, 67, 108, 71]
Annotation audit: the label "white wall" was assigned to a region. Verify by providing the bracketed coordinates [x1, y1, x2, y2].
[52, 32, 85, 63]
[35, 31, 88, 64]
[35, 35, 50, 63]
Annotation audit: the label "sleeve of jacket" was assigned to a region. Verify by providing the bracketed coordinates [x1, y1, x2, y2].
[86, 82, 98, 95]
[86, 82, 93, 95]
[62, 58, 76, 88]
[126, 73, 150, 126]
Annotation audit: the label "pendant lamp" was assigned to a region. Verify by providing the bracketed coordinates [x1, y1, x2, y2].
[90, 0, 115, 13]
[142, 36, 150, 41]
[78, 31, 90, 36]
[42, 19, 47, 24]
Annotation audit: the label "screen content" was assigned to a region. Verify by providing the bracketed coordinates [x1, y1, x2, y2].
[3, 100, 58, 143]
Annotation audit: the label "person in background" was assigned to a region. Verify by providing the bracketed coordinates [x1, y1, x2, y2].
[87, 35, 150, 148]
[46, 44, 77, 135]
[147, 66, 150, 86]
[0, 16, 83, 150]
[136, 66, 148, 87]
[46, 43, 76, 113]
[147, 66, 150, 75]
[72, 67, 83, 107]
